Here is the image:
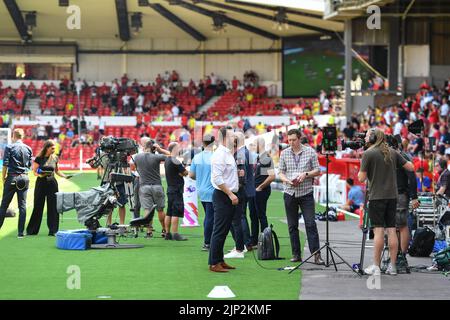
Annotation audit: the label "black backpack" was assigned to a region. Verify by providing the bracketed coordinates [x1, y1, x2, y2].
[257, 225, 281, 260]
[409, 227, 435, 257]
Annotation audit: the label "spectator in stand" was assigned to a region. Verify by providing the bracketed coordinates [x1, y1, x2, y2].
[121, 73, 129, 92]
[209, 73, 217, 93]
[343, 122, 356, 139]
[74, 78, 83, 96]
[111, 79, 119, 96]
[441, 97, 449, 122]
[122, 92, 131, 116]
[255, 122, 265, 135]
[232, 76, 240, 91]
[171, 70, 179, 85]
[171, 104, 180, 118]
[131, 79, 139, 93]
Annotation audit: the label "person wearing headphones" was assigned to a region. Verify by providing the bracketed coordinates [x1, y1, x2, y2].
[26, 140, 71, 236]
[358, 129, 414, 276]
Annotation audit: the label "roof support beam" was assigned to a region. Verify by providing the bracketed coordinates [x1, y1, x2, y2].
[171, 0, 279, 40]
[224, 0, 323, 19]
[115, 0, 130, 41]
[3, 0, 30, 41]
[200, 0, 335, 36]
[149, 3, 207, 41]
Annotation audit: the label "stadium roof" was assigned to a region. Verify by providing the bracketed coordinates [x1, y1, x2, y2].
[0, 0, 343, 42]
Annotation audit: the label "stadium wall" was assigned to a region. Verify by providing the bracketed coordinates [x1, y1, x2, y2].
[74, 38, 281, 85]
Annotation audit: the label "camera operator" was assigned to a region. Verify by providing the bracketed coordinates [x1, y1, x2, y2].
[358, 129, 414, 276]
[387, 135, 420, 264]
[130, 139, 170, 238]
[164, 142, 188, 241]
[130, 136, 151, 219]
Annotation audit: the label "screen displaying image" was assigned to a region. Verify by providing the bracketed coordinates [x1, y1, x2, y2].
[283, 35, 370, 97]
[0, 129, 11, 166]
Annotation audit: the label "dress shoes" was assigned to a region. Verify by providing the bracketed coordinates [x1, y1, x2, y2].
[314, 253, 325, 265]
[220, 262, 236, 270]
[290, 255, 302, 263]
[209, 264, 229, 273]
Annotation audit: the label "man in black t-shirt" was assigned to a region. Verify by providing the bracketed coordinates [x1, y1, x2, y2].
[436, 159, 450, 198]
[164, 142, 188, 241]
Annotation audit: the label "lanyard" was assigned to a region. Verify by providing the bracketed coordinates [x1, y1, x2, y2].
[292, 149, 301, 169]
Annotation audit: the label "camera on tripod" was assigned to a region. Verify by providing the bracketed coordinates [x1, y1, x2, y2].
[100, 136, 139, 155]
[341, 131, 366, 150]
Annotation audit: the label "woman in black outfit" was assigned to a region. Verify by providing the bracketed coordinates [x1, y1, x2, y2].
[26, 140, 71, 236]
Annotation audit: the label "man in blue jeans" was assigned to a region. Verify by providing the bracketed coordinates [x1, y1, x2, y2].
[190, 134, 216, 251]
[0, 129, 32, 238]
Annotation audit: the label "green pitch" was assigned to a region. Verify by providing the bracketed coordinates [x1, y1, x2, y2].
[283, 51, 369, 97]
[0, 171, 316, 300]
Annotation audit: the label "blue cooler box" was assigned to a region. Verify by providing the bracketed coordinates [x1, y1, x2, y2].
[56, 230, 93, 250]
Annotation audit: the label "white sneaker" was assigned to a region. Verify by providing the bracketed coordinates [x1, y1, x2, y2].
[227, 246, 248, 253]
[385, 264, 397, 276]
[224, 250, 245, 259]
[364, 264, 381, 276]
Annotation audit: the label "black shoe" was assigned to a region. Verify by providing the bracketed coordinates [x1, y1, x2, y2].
[290, 255, 302, 263]
[314, 253, 325, 265]
[17, 233, 24, 239]
[173, 233, 187, 241]
[202, 244, 210, 251]
[165, 232, 173, 240]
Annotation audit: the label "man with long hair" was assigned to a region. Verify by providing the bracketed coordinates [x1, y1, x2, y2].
[358, 129, 414, 276]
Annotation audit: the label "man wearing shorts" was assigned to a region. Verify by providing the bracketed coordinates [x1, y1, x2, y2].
[358, 129, 414, 276]
[164, 142, 188, 241]
[132, 140, 170, 238]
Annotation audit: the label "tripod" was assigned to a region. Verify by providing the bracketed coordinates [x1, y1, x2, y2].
[100, 153, 135, 213]
[289, 152, 360, 275]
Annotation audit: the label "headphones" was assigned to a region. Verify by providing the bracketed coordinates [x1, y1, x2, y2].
[368, 129, 377, 144]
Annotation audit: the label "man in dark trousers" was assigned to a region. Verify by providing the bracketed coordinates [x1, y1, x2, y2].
[387, 135, 420, 265]
[279, 129, 323, 264]
[164, 142, 188, 241]
[209, 127, 239, 272]
[359, 129, 414, 276]
[226, 131, 256, 258]
[0, 129, 32, 238]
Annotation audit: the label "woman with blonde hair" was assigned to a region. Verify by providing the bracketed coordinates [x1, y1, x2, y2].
[26, 140, 71, 236]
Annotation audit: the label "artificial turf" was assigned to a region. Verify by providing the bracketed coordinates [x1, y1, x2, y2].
[0, 171, 309, 300]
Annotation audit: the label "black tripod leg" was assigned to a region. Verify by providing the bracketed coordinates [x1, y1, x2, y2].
[328, 247, 361, 276]
[359, 230, 367, 274]
[327, 247, 338, 271]
[288, 244, 326, 274]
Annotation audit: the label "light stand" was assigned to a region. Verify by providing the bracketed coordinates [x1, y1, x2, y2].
[289, 151, 360, 275]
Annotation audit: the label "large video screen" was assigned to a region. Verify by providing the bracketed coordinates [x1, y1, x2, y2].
[283, 35, 370, 97]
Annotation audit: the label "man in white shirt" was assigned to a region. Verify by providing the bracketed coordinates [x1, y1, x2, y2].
[122, 93, 130, 115]
[171, 104, 180, 117]
[393, 118, 403, 136]
[440, 98, 449, 122]
[75, 78, 83, 95]
[137, 93, 145, 109]
[209, 127, 239, 272]
[162, 92, 171, 104]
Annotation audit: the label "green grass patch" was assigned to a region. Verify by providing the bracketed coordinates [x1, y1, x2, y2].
[0, 172, 320, 300]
